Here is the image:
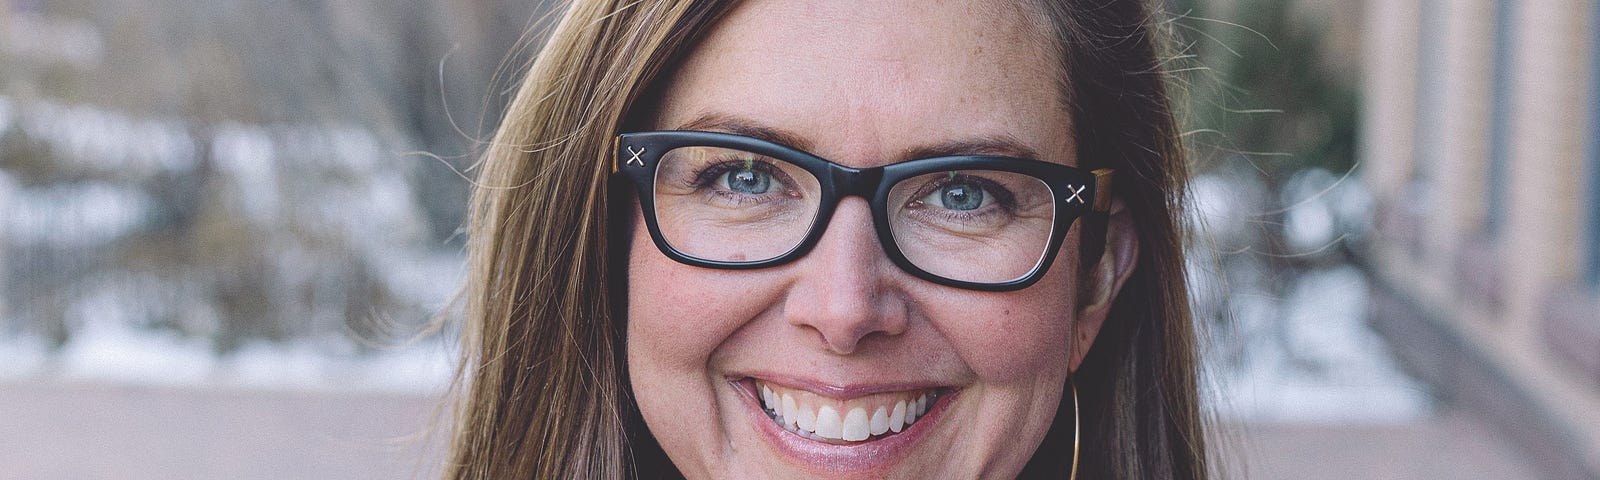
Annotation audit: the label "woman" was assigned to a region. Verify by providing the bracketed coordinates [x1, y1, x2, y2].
[447, 0, 1206, 478]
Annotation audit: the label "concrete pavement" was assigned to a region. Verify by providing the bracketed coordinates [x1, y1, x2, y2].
[1229, 410, 1542, 479]
[0, 380, 447, 480]
[0, 380, 1544, 479]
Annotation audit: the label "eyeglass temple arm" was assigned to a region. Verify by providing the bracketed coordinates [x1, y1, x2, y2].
[1091, 169, 1114, 213]
[1077, 169, 1116, 273]
[611, 136, 621, 173]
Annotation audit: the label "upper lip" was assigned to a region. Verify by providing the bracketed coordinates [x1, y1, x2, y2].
[736, 374, 952, 399]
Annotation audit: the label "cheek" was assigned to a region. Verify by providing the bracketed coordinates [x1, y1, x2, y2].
[627, 224, 717, 371]
[626, 213, 796, 472]
[925, 251, 1081, 394]
[625, 218, 777, 378]
[626, 220, 741, 468]
[946, 292, 1075, 383]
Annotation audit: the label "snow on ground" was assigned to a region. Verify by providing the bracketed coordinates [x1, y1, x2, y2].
[1193, 168, 1434, 424]
[0, 95, 459, 395]
[1209, 266, 1435, 424]
[0, 334, 48, 381]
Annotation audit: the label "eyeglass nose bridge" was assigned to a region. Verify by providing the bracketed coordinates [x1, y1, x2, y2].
[787, 163, 892, 269]
[824, 163, 884, 199]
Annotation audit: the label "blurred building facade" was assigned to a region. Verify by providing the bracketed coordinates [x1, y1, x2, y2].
[1361, 0, 1600, 477]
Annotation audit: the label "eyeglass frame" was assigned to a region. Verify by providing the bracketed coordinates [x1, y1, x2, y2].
[611, 130, 1114, 291]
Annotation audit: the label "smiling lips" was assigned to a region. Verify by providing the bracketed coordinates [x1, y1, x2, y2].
[756, 380, 939, 443]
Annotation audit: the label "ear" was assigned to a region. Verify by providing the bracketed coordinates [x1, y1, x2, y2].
[1069, 198, 1138, 372]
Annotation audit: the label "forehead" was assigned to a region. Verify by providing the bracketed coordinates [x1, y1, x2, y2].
[653, 0, 1074, 166]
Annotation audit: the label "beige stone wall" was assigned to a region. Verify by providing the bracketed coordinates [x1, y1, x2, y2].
[1501, 0, 1590, 343]
[1360, 0, 1420, 201]
[1361, 0, 1600, 474]
[1365, 0, 1596, 351]
[1428, 0, 1494, 274]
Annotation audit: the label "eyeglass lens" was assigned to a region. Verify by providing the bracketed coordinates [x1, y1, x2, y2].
[652, 146, 1059, 284]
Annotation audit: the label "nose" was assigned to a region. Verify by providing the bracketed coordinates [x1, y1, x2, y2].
[781, 197, 909, 355]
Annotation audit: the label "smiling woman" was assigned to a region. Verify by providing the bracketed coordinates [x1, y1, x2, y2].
[447, 0, 1205, 479]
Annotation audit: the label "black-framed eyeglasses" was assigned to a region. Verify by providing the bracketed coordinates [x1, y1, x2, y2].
[612, 130, 1113, 291]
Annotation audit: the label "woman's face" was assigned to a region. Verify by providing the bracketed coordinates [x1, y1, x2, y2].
[627, 1, 1095, 477]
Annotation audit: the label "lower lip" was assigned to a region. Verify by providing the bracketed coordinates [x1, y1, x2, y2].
[734, 380, 957, 474]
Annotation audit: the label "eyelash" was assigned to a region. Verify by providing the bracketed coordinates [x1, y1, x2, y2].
[682, 161, 1020, 218]
[906, 174, 1018, 212]
[690, 159, 758, 187]
[686, 158, 800, 200]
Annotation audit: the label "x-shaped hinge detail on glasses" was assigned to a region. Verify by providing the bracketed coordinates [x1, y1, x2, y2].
[1062, 185, 1086, 205]
[625, 146, 647, 167]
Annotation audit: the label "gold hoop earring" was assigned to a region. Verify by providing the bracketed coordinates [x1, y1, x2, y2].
[1069, 376, 1080, 480]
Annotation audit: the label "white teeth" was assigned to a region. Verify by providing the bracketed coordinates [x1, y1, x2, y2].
[797, 401, 817, 432]
[842, 407, 870, 441]
[782, 394, 798, 429]
[870, 406, 889, 436]
[890, 400, 907, 433]
[844, 406, 870, 441]
[815, 406, 843, 439]
[757, 382, 940, 442]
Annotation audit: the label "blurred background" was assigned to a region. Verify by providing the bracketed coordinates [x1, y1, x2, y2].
[0, 0, 1596, 479]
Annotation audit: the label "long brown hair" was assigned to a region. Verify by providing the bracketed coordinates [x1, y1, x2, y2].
[446, 1, 1207, 478]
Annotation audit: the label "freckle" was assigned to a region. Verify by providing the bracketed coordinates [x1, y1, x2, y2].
[1002, 308, 1012, 316]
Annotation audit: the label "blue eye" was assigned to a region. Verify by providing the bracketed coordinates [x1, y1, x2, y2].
[916, 179, 995, 211]
[722, 165, 772, 194]
[938, 183, 984, 210]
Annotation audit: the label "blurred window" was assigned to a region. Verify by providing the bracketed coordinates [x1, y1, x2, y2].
[1410, 0, 1446, 193]
[1588, 0, 1600, 288]
[1487, 0, 1516, 236]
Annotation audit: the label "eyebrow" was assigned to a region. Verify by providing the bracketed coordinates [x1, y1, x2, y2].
[675, 113, 816, 152]
[671, 112, 1048, 163]
[900, 136, 1044, 162]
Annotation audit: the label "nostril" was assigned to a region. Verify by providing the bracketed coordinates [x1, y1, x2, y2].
[783, 276, 909, 355]
[781, 197, 908, 354]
